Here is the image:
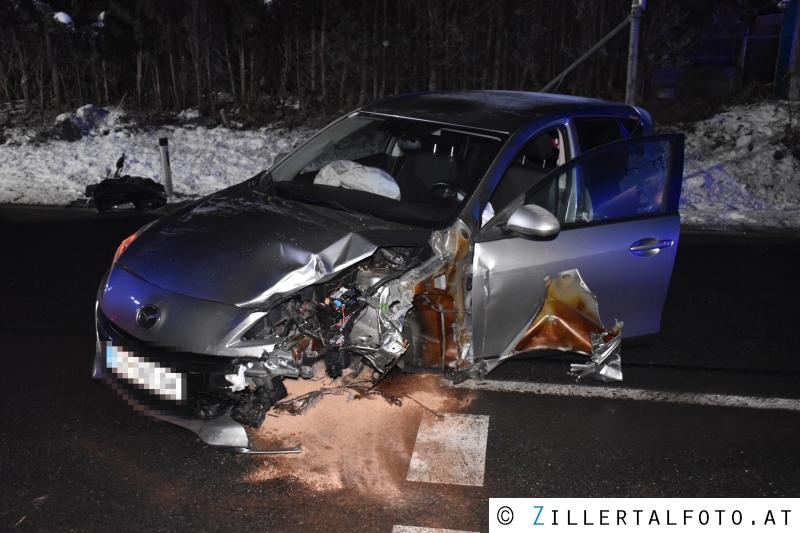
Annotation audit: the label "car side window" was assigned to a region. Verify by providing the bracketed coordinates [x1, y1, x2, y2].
[525, 138, 672, 224]
[485, 129, 562, 220]
[620, 118, 643, 138]
[573, 118, 624, 152]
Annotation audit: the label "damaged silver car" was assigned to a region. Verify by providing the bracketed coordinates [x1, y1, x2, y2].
[93, 91, 684, 449]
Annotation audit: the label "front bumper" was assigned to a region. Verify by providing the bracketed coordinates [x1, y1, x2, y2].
[97, 265, 275, 357]
[93, 305, 274, 448]
[94, 265, 298, 448]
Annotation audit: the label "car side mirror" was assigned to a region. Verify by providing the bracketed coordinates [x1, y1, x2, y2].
[505, 204, 560, 238]
[273, 152, 289, 165]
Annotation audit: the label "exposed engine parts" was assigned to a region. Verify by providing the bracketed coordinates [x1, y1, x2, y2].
[241, 244, 426, 381]
[191, 367, 288, 429]
[185, 227, 624, 429]
[190, 225, 470, 427]
[183, 244, 417, 427]
[324, 349, 351, 379]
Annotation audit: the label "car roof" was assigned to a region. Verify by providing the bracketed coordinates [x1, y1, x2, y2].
[358, 90, 634, 135]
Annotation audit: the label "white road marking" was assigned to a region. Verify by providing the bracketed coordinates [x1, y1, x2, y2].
[392, 526, 479, 533]
[448, 379, 800, 411]
[406, 413, 489, 486]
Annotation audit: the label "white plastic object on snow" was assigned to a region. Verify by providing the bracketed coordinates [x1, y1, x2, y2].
[314, 160, 401, 200]
[225, 365, 248, 392]
[53, 12, 73, 25]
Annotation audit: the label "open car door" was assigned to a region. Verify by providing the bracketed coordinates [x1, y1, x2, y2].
[471, 134, 684, 359]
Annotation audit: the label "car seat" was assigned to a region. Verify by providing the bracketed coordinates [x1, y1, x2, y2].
[490, 133, 558, 213]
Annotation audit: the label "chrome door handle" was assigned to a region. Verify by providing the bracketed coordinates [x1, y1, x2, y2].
[630, 238, 673, 257]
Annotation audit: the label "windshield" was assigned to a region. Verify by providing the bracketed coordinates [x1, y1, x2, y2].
[266, 114, 505, 228]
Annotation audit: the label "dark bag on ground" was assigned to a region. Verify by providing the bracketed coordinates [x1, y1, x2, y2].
[85, 153, 167, 212]
[85, 175, 167, 212]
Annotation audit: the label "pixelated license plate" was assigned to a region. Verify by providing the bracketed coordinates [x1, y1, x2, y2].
[105, 344, 185, 402]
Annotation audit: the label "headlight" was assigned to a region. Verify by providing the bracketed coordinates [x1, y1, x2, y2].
[113, 232, 138, 265]
[112, 221, 156, 265]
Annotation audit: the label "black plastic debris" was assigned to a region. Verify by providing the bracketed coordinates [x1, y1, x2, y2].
[192, 375, 288, 429]
[230, 378, 288, 429]
[85, 153, 167, 212]
[324, 349, 351, 379]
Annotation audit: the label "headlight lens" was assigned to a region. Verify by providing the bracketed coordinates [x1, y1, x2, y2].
[112, 221, 156, 265]
[113, 232, 138, 265]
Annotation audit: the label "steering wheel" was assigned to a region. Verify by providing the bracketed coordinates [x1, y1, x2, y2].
[429, 181, 467, 202]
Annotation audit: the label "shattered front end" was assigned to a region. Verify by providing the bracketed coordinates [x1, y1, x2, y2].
[93, 222, 474, 449]
[95, 216, 625, 451]
[94, 307, 291, 448]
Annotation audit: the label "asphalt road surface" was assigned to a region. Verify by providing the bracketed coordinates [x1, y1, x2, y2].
[1, 205, 799, 532]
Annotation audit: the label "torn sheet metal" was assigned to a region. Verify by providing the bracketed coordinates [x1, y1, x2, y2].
[514, 269, 624, 382]
[514, 269, 607, 355]
[369, 221, 472, 372]
[411, 294, 460, 369]
[117, 185, 430, 308]
[448, 269, 623, 383]
[239, 220, 474, 380]
[570, 327, 623, 382]
[106, 218, 469, 440]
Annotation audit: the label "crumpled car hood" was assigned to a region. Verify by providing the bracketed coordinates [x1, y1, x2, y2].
[119, 185, 430, 307]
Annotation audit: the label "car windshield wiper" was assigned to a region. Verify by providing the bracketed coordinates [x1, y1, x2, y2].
[259, 171, 277, 196]
[246, 170, 277, 197]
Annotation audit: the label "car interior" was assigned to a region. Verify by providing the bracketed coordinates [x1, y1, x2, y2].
[489, 130, 561, 215]
[497, 118, 650, 226]
[272, 115, 651, 228]
[274, 119, 504, 227]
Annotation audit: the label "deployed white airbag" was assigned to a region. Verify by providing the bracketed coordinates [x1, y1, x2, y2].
[314, 160, 401, 200]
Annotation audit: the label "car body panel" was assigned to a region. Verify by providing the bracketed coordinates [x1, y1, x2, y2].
[472, 133, 684, 358]
[359, 90, 633, 134]
[119, 183, 430, 307]
[472, 214, 680, 358]
[99, 266, 271, 356]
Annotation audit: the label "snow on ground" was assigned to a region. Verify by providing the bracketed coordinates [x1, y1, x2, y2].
[677, 101, 800, 230]
[53, 12, 73, 26]
[0, 106, 314, 205]
[1, 100, 799, 231]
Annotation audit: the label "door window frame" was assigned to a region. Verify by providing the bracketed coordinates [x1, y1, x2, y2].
[476, 133, 685, 242]
[481, 122, 574, 223]
[570, 116, 644, 154]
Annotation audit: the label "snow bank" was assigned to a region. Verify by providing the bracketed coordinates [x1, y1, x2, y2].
[53, 12, 73, 25]
[677, 101, 800, 230]
[1, 101, 799, 232]
[0, 106, 314, 205]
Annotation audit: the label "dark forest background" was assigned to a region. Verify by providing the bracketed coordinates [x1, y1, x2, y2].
[0, 0, 782, 117]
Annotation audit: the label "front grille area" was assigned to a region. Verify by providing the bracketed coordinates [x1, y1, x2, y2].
[96, 306, 139, 343]
[95, 307, 257, 417]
